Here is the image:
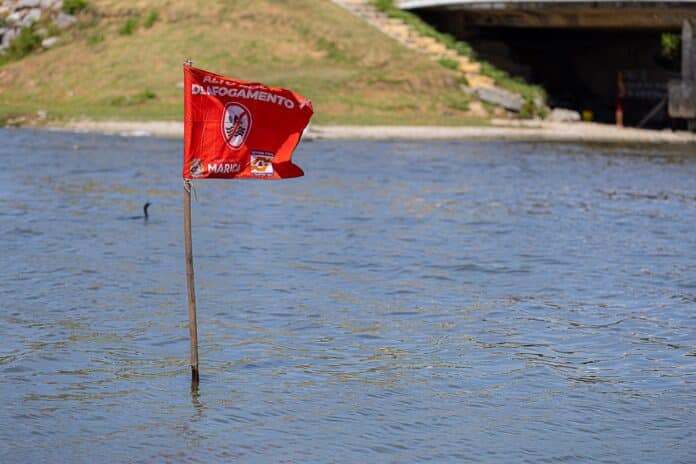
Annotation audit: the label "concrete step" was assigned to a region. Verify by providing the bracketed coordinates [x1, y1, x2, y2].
[458, 61, 481, 74]
[466, 74, 496, 89]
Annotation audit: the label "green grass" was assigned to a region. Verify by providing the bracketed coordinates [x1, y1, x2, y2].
[87, 31, 104, 45]
[438, 58, 459, 70]
[107, 89, 157, 106]
[0, 0, 491, 126]
[118, 16, 138, 35]
[62, 0, 88, 15]
[144, 10, 159, 29]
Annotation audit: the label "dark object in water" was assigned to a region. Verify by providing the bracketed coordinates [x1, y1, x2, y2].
[130, 202, 151, 220]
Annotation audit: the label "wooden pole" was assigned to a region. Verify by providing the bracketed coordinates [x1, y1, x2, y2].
[184, 180, 200, 384]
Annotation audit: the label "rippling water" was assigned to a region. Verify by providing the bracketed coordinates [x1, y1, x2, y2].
[1, 128, 694, 463]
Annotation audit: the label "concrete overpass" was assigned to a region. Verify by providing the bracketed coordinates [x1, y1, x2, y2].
[397, 1, 696, 29]
[396, 0, 696, 127]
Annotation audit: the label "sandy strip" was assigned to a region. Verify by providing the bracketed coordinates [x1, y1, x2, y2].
[53, 120, 696, 144]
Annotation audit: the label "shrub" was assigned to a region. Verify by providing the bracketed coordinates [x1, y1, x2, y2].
[3, 26, 42, 60]
[518, 96, 536, 119]
[659, 33, 681, 71]
[119, 17, 138, 35]
[62, 0, 88, 15]
[661, 33, 680, 58]
[144, 10, 159, 29]
[139, 89, 156, 101]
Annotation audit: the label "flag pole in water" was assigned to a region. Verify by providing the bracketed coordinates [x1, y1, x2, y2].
[183, 58, 200, 386]
[181, 58, 313, 386]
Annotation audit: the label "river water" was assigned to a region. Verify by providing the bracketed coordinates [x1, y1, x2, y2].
[0, 128, 694, 463]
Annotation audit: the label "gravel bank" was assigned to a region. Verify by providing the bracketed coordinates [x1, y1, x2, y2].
[53, 119, 696, 144]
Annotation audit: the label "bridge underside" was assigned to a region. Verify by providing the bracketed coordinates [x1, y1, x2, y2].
[402, 3, 696, 30]
[406, 4, 696, 126]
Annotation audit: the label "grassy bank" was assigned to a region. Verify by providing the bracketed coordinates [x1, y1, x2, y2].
[0, 0, 483, 126]
[371, 0, 546, 110]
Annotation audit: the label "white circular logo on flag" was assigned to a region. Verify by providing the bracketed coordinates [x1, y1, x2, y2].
[221, 102, 252, 150]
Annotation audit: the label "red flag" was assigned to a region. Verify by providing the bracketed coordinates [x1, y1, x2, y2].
[183, 65, 313, 180]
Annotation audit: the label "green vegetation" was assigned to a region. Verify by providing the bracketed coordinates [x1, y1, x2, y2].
[44, 20, 63, 37]
[144, 10, 159, 29]
[438, 58, 459, 70]
[0, 26, 42, 65]
[87, 31, 104, 45]
[518, 96, 536, 119]
[658, 33, 681, 71]
[315, 37, 348, 62]
[0, 0, 501, 125]
[661, 33, 680, 57]
[660, 32, 680, 70]
[108, 89, 157, 106]
[0, 12, 72, 67]
[371, 0, 546, 112]
[118, 16, 138, 35]
[444, 93, 470, 112]
[62, 0, 88, 15]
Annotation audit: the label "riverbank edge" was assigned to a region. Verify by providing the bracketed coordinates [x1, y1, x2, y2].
[35, 119, 696, 144]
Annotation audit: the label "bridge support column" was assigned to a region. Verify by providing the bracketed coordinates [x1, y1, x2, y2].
[685, 20, 696, 131]
[684, 20, 695, 82]
[669, 20, 696, 131]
